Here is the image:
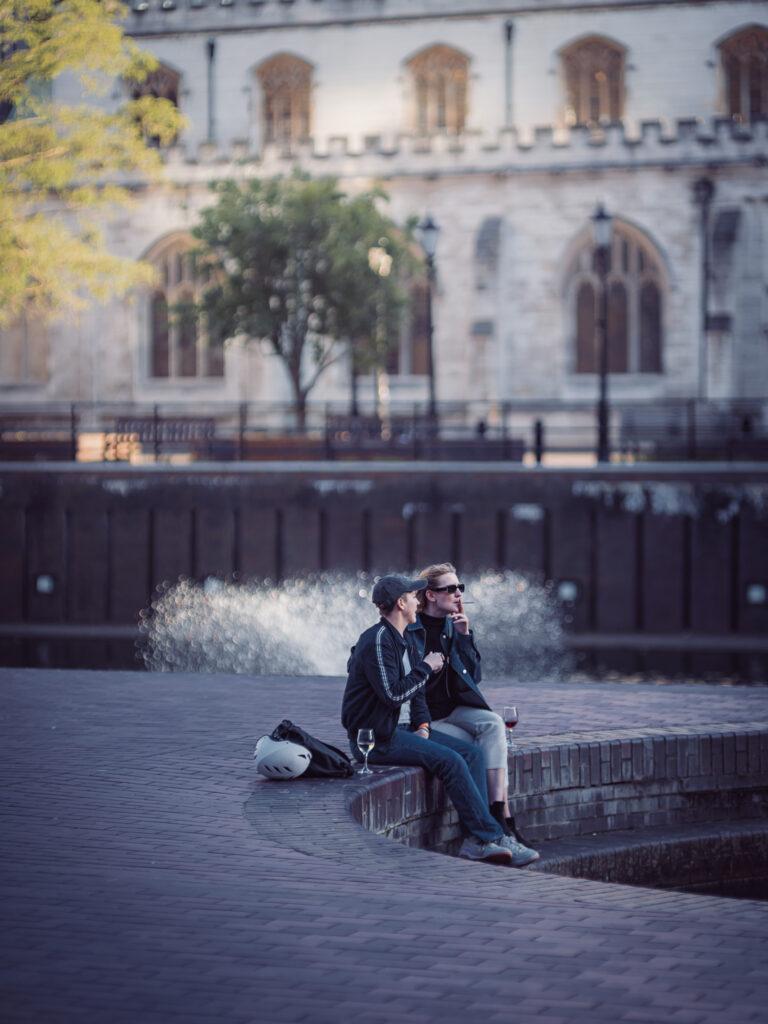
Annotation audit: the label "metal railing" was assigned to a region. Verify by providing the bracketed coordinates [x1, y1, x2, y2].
[0, 397, 766, 463]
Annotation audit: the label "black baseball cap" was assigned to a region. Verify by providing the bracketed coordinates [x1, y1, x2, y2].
[372, 574, 428, 606]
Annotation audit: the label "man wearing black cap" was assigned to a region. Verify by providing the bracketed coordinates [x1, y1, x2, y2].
[341, 573, 539, 867]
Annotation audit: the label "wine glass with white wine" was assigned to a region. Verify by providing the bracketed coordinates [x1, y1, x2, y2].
[356, 728, 375, 775]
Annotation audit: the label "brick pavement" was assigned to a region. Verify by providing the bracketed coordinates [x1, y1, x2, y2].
[1, 667, 767, 1024]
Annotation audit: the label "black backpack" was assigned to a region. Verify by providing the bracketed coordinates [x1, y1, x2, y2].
[270, 719, 354, 778]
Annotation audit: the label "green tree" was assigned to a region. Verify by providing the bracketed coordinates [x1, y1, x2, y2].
[192, 171, 418, 430]
[0, 0, 184, 326]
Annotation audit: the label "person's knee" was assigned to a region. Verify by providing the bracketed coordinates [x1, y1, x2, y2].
[473, 715, 506, 750]
[479, 712, 505, 737]
[463, 743, 487, 772]
[431, 745, 469, 779]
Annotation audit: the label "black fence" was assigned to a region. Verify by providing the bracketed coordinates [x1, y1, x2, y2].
[0, 397, 766, 463]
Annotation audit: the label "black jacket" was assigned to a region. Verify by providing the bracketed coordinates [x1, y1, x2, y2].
[406, 614, 489, 720]
[341, 617, 431, 747]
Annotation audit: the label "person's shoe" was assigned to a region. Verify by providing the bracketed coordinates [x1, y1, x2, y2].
[458, 836, 513, 866]
[497, 834, 540, 867]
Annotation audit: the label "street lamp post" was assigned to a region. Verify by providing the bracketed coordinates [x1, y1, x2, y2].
[349, 338, 360, 417]
[591, 203, 613, 463]
[418, 215, 440, 423]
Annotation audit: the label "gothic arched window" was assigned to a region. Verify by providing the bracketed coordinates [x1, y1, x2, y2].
[576, 282, 596, 373]
[561, 36, 625, 126]
[407, 45, 469, 135]
[0, 40, 22, 125]
[144, 236, 224, 380]
[401, 279, 431, 375]
[719, 26, 768, 122]
[566, 224, 664, 376]
[0, 311, 48, 384]
[130, 64, 181, 147]
[354, 278, 430, 378]
[257, 54, 312, 146]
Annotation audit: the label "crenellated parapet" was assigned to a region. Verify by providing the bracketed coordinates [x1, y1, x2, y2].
[162, 116, 768, 183]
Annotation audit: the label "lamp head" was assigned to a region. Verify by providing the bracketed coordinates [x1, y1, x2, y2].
[591, 203, 613, 251]
[418, 215, 440, 261]
[692, 177, 715, 206]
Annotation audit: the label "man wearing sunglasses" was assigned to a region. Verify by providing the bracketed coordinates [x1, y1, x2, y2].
[408, 562, 537, 855]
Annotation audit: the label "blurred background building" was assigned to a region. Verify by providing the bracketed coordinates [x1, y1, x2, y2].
[2, 0, 767, 452]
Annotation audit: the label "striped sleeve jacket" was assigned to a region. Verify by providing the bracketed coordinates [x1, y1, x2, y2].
[341, 617, 431, 745]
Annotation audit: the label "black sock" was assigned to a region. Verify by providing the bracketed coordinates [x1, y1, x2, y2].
[505, 814, 529, 846]
[490, 802, 512, 835]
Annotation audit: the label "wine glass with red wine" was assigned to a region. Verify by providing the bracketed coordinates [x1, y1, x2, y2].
[503, 706, 519, 749]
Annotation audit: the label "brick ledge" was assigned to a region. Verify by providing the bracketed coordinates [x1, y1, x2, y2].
[345, 724, 768, 869]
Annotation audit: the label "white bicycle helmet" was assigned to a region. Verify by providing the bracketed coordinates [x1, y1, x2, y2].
[253, 734, 312, 779]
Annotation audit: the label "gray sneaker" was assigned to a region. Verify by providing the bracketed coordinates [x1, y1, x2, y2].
[459, 836, 513, 866]
[498, 834, 540, 867]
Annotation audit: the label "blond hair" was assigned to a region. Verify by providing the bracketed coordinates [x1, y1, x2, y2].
[417, 562, 457, 590]
[417, 562, 457, 610]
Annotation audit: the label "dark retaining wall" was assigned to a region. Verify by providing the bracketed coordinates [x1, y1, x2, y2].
[1, 463, 767, 650]
[528, 822, 768, 888]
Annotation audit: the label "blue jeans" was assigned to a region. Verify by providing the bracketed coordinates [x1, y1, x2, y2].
[352, 725, 503, 844]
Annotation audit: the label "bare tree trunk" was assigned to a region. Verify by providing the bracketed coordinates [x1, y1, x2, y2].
[295, 392, 307, 433]
[287, 363, 307, 433]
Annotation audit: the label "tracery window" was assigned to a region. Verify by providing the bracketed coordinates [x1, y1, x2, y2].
[561, 36, 625, 126]
[566, 224, 664, 376]
[129, 64, 181, 146]
[398, 280, 430, 375]
[0, 312, 48, 384]
[719, 26, 768, 122]
[1, 40, 53, 126]
[407, 45, 469, 135]
[257, 54, 312, 145]
[145, 236, 224, 380]
[0, 40, 21, 125]
[358, 279, 430, 377]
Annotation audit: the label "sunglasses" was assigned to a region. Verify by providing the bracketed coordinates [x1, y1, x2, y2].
[431, 583, 465, 594]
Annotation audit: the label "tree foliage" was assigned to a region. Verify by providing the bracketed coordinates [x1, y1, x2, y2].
[193, 171, 419, 428]
[0, 0, 184, 326]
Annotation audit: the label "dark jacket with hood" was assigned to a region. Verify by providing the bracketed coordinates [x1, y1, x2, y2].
[341, 617, 431, 748]
[405, 613, 489, 720]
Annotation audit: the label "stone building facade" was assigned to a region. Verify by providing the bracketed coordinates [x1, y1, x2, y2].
[2, 0, 768, 435]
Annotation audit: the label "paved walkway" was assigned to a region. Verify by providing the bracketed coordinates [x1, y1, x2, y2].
[2, 667, 767, 1024]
